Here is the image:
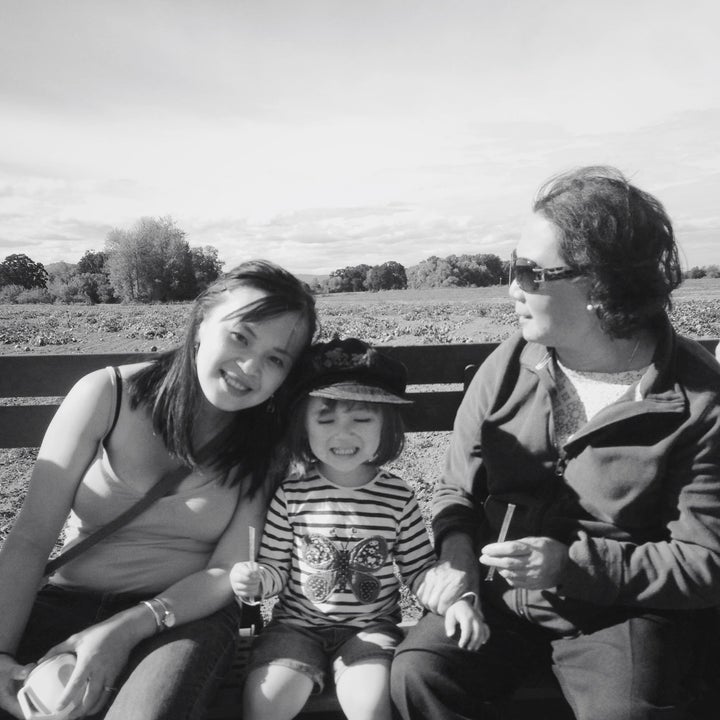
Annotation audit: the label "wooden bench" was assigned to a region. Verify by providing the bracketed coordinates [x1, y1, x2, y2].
[2, 338, 719, 719]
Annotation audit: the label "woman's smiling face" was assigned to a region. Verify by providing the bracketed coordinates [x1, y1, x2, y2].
[194, 285, 309, 413]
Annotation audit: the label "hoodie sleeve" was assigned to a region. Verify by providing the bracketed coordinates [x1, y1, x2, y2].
[431, 339, 517, 551]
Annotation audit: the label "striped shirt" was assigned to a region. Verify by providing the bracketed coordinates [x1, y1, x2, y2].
[257, 466, 436, 629]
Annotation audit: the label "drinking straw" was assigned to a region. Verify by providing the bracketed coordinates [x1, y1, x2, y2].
[484, 503, 516, 582]
[248, 525, 256, 561]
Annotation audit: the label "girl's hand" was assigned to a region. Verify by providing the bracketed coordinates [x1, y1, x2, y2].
[0, 655, 33, 719]
[480, 536, 569, 589]
[229, 561, 263, 602]
[444, 598, 490, 651]
[37, 618, 137, 719]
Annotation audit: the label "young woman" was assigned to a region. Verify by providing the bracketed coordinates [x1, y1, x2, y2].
[0, 259, 317, 720]
[230, 337, 484, 720]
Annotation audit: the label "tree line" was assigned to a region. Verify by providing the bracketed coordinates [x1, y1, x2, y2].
[309, 253, 509, 294]
[0, 217, 223, 304]
[1, 216, 718, 304]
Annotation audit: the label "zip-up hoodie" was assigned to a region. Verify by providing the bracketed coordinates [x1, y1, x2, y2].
[433, 318, 720, 634]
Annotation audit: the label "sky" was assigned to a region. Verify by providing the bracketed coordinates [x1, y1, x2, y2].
[1, 0, 719, 276]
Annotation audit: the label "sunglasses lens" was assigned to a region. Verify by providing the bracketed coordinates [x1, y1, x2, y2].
[511, 263, 538, 292]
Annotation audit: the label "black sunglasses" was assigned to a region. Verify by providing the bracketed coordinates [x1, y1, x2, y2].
[509, 250, 581, 293]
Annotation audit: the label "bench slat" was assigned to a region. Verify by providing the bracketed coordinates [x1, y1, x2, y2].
[0, 353, 153, 398]
[0, 344, 503, 399]
[0, 390, 463, 448]
[4, 339, 716, 400]
[0, 405, 59, 449]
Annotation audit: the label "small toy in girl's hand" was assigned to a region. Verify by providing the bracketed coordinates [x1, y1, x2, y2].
[17, 653, 78, 720]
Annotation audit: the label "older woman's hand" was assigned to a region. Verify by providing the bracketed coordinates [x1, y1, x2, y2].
[480, 536, 569, 589]
[415, 561, 473, 615]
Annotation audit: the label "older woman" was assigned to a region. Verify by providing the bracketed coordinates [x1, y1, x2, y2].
[391, 167, 720, 720]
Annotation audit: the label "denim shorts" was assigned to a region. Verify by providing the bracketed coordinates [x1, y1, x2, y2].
[247, 619, 404, 693]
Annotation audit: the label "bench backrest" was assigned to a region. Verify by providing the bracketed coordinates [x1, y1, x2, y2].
[1, 339, 718, 449]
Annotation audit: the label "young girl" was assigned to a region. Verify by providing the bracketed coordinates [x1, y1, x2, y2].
[0, 260, 317, 720]
[230, 337, 486, 720]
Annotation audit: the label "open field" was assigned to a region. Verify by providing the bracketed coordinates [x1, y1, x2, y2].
[2, 279, 720, 355]
[2, 279, 720, 541]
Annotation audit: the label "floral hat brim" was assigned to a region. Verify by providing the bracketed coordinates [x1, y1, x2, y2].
[292, 337, 413, 406]
[309, 381, 413, 405]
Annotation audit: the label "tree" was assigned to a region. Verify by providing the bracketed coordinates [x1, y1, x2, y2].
[407, 253, 505, 288]
[407, 256, 453, 288]
[365, 261, 407, 291]
[74, 250, 117, 303]
[190, 246, 224, 292]
[77, 250, 109, 275]
[685, 266, 706, 279]
[329, 264, 372, 293]
[0, 254, 48, 289]
[105, 216, 197, 302]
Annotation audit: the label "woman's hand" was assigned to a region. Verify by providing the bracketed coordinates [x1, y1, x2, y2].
[0, 655, 33, 719]
[415, 561, 475, 615]
[480, 536, 569, 589]
[229, 561, 263, 603]
[444, 598, 490, 651]
[416, 532, 480, 615]
[38, 618, 138, 719]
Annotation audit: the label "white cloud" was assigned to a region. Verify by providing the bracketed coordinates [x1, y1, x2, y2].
[0, 1, 719, 270]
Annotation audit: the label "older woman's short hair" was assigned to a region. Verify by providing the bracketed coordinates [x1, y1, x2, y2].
[533, 166, 682, 338]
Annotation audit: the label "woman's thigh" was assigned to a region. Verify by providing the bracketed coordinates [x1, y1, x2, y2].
[105, 603, 241, 720]
[391, 610, 548, 720]
[15, 585, 120, 664]
[552, 611, 704, 720]
[16, 587, 240, 720]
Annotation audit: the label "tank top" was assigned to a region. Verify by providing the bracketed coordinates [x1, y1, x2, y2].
[51, 367, 241, 594]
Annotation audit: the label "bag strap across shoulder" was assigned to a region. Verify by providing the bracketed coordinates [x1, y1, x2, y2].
[44, 367, 193, 576]
[44, 464, 192, 577]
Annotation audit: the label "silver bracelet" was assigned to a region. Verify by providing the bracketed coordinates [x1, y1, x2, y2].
[458, 591, 480, 609]
[141, 600, 163, 632]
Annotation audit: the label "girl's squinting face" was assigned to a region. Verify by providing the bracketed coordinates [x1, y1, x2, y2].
[305, 398, 382, 484]
[509, 213, 593, 350]
[195, 286, 309, 413]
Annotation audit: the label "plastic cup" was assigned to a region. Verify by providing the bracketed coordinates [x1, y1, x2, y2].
[17, 653, 77, 720]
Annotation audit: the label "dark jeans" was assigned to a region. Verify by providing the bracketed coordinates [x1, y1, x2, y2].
[4, 584, 261, 720]
[391, 605, 708, 720]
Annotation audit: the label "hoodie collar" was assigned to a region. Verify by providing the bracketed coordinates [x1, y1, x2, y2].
[518, 315, 686, 413]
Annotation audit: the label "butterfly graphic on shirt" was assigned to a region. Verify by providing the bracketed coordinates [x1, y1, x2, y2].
[300, 533, 388, 604]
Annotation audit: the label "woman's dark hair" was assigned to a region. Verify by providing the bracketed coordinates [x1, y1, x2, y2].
[285, 397, 406, 476]
[127, 259, 317, 496]
[533, 166, 682, 338]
